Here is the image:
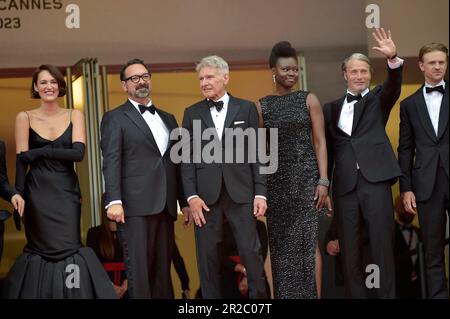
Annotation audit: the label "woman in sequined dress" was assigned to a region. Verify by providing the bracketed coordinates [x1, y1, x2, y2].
[256, 41, 332, 299]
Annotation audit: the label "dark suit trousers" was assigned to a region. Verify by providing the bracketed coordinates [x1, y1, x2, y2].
[195, 185, 267, 299]
[335, 171, 395, 298]
[117, 210, 174, 299]
[417, 166, 449, 299]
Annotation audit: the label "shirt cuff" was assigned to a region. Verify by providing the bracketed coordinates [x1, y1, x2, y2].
[11, 188, 19, 199]
[255, 195, 267, 201]
[387, 56, 404, 69]
[105, 200, 122, 210]
[187, 195, 199, 203]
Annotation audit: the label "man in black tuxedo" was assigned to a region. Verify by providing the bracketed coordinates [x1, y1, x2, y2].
[181, 55, 268, 298]
[101, 59, 189, 299]
[398, 43, 449, 299]
[324, 28, 403, 298]
[0, 140, 25, 262]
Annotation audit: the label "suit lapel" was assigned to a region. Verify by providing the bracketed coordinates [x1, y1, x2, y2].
[156, 109, 176, 155]
[197, 99, 216, 129]
[351, 99, 365, 133]
[437, 82, 449, 140]
[331, 96, 348, 136]
[157, 109, 175, 132]
[123, 101, 159, 151]
[414, 86, 438, 142]
[351, 86, 380, 133]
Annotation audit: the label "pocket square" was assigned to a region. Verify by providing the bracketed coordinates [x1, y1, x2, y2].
[234, 121, 245, 125]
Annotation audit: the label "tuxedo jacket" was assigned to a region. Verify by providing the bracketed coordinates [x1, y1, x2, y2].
[324, 66, 403, 196]
[101, 100, 187, 219]
[398, 83, 449, 202]
[181, 95, 266, 205]
[0, 140, 17, 202]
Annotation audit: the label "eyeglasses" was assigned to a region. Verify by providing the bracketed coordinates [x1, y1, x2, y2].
[124, 73, 151, 83]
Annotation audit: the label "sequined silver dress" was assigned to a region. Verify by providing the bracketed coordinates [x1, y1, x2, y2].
[260, 90, 319, 299]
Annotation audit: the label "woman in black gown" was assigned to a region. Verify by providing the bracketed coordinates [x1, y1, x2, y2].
[257, 42, 332, 298]
[3, 64, 116, 298]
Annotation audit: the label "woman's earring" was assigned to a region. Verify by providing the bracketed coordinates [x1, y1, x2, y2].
[272, 74, 276, 83]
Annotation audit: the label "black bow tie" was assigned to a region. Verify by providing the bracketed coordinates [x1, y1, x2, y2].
[426, 85, 445, 94]
[346, 93, 363, 103]
[208, 100, 224, 112]
[399, 224, 412, 231]
[139, 104, 156, 114]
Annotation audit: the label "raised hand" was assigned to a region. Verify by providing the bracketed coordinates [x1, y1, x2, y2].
[372, 28, 397, 59]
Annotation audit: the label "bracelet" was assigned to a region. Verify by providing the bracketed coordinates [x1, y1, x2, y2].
[388, 53, 397, 60]
[318, 178, 330, 187]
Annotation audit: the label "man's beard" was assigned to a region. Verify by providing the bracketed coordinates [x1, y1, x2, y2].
[135, 85, 150, 98]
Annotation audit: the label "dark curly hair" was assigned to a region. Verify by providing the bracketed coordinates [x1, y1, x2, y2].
[269, 41, 298, 68]
[31, 65, 66, 99]
[120, 58, 151, 81]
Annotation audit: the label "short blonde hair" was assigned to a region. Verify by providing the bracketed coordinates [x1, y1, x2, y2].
[419, 43, 448, 62]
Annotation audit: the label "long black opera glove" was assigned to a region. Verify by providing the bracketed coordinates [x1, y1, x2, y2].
[14, 154, 28, 231]
[15, 153, 27, 196]
[20, 142, 86, 163]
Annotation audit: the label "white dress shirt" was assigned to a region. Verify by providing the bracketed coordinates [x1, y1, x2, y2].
[338, 88, 370, 136]
[105, 98, 170, 209]
[128, 98, 170, 156]
[423, 80, 445, 136]
[210, 93, 230, 141]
